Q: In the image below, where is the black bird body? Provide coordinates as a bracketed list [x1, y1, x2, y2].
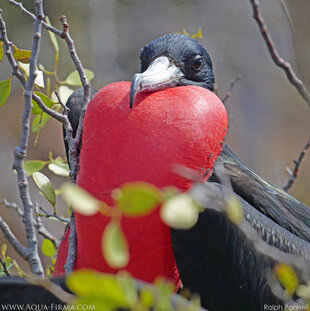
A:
[64, 34, 310, 311]
[172, 156, 310, 311]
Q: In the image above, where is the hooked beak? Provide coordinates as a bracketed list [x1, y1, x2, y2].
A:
[130, 56, 184, 108]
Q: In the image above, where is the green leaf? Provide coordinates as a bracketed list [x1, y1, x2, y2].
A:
[45, 17, 59, 53]
[1, 244, 7, 259]
[226, 196, 243, 224]
[275, 264, 299, 297]
[32, 92, 56, 114]
[102, 221, 129, 269]
[48, 162, 70, 177]
[31, 112, 51, 132]
[180, 27, 203, 39]
[140, 286, 155, 309]
[153, 278, 174, 311]
[0, 79, 11, 108]
[64, 69, 94, 86]
[296, 284, 310, 300]
[18, 63, 44, 88]
[12, 44, 31, 63]
[35, 70, 45, 88]
[24, 160, 47, 176]
[161, 194, 199, 229]
[41, 239, 56, 257]
[0, 42, 3, 62]
[61, 183, 99, 215]
[113, 182, 161, 217]
[32, 172, 56, 208]
[52, 85, 74, 104]
[66, 270, 130, 309]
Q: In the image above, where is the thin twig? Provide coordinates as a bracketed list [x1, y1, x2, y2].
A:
[39, 207, 69, 224]
[64, 213, 77, 274]
[0, 216, 29, 261]
[249, 0, 310, 106]
[9, 0, 62, 37]
[278, 0, 295, 33]
[283, 136, 310, 192]
[221, 75, 241, 104]
[34, 204, 60, 248]
[0, 257, 11, 277]
[0, 199, 60, 248]
[54, 90, 68, 112]
[0, 198, 23, 217]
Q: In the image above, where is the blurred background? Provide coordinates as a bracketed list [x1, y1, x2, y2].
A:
[0, 0, 309, 273]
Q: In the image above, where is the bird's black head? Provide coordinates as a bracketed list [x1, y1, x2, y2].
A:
[130, 33, 215, 108]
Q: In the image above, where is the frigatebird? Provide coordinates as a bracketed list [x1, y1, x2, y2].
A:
[59, 33, 310, 311]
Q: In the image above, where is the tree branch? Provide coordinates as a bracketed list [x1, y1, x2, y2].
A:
[8, 1, 91, 183]
[283, 136, 310, 192]
[249, 0, 310, 106]
[221, 75, 241, 104]
[0, 199, 60, 249]
[64, 213, 77, 274]
[0, 198, 23, 218]
[59, 15, 90, 183]
[0, 216, 29, 261]
[39, 206, 69, 224]
[7, 1, 93, 273]
[10, 0, 45, 277]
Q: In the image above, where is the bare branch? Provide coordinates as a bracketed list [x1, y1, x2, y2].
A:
[39, 206, 69, 224]
[0, 198, 23, 217]
[0, 10, 68, 124]
[278, 0, 295, 33]
[54, 90, 68, 113]
[9, 0, 62, 37]
[221, 75, 241, 104]
[283, 136, 310, 192]
[64, 213, 77, 274]
[10, 0, 45, 277]
[249, 0, 310, 106]
[8, 2, 90, 184]
[7, 0, 92, 274]
[0, 216, 29, 261]
[0, 199, 60, 248]
[59, 15, 90, 183]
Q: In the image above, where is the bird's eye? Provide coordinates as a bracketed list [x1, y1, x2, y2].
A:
[192, 55, 204, 71]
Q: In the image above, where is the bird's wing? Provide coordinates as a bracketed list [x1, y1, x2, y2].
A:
[210, 144, 310, 242]
[172, 182, 310, 311]
[63, 87, 97, 164]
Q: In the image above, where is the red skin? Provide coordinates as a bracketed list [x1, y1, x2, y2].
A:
[54, 82, 228, 287]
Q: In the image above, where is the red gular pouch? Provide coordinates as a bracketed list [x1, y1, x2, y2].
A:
[54, 81, 228, 290]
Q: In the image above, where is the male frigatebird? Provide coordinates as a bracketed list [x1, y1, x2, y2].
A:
[55, 34, 310, 311]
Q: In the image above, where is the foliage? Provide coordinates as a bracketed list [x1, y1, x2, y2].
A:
[0, 244, 27, 277]
[0, 23, 94, 144]
[66, 269, 201, 311]
[61, 181, 200, 269]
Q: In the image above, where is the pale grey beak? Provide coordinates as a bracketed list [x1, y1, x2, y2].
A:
[130, 56, 184, 108]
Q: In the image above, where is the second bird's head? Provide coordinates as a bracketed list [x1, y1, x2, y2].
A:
[130, 33, 215, 108]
